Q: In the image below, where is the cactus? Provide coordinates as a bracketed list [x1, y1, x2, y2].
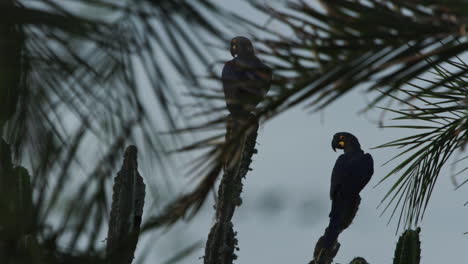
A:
[204, 114, 259, 264]
[350, 257, 369, 264]
[0, 139, 44, 263]
[393, 227, 421, 264]
[106, 145, 146, 264]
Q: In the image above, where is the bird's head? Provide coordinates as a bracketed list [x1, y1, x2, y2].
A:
[331, 132, 361, 152]
[230, 36, 254, 57]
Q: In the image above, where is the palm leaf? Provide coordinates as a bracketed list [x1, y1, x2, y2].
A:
[374, 61, 467, 229]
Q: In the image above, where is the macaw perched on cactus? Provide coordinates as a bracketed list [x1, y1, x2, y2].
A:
[222, 36, 272, 118]
[312, 132, 374, 264]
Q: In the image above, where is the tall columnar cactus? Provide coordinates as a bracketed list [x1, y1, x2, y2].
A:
[0, 139, 41, 263]
[204, 114, 259, 264]
[393, 227, 421, 264]
[0, 0, 24, 130]
[106, 145, 146, 264]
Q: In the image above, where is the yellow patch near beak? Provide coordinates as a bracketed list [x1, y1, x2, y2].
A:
[338, 141, 345, 147]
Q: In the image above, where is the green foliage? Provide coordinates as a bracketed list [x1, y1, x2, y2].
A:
[393, 228, 422, 264]
[375, 60, 467, 228]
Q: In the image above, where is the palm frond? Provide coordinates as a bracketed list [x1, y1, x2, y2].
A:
[249, 0, 467, 114]
[374, 60, 467, 230]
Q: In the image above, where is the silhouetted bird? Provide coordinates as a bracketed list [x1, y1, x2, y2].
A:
[312, 132, 374, 264]
[222, 36, 271, 117]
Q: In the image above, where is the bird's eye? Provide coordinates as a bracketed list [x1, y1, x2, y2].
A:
[339, 136, 345, 140]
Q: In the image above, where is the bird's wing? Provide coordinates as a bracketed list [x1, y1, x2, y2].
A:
[222, 60, 260, 96]
[346, 152, 374, 195]
[258, 63, 272, 97]
[222, 61, 242, 104]
[330, 154, 348, 200]
[357, 153, 374, 192]
[236, 58, 272, 97]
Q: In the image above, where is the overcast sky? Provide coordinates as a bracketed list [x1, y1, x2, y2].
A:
[132, 1, 467, 263]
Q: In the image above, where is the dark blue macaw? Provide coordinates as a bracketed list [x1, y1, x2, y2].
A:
[312, 132, 374, 264]
[222, 36, 271, 117]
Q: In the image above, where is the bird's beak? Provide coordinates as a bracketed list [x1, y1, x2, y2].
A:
[331, 138, 345, 152]
[230, 44, 237, 57]
[230, 42, 239, 57]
